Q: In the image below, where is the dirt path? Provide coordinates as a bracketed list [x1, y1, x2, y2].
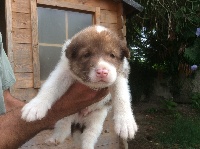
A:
[20, 100, 194, 149]
[128, 101, 164, 149]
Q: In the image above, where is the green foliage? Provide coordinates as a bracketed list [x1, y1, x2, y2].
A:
[127, 0, 200, 65]
[129, 60, 156, 101]
[191, 92, 200, 110]
[184, 38, 200, 64]
[161, 97, 177, 111]
[127, 0, 200, 98]
[157, 117, 200, 148]
[146, 107, 159, 114]
[161, 97, 181, 118]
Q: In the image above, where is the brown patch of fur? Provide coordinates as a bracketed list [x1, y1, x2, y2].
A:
[65, 26, 130, 82]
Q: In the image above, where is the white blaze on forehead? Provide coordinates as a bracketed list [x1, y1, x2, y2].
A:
[96, 26, 107, 33]
[97, 58, 113, 69]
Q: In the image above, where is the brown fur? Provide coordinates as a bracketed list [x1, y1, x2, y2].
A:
[65, 26, 130, 82]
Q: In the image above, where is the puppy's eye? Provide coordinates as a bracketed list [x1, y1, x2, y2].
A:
[84, 52, 91, 58]
[110, 53, 115, 58]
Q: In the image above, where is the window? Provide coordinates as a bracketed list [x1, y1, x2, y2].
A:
[38, 7, 93, 81]
[31, 0, 100, 87]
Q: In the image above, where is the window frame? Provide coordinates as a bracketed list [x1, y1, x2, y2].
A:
[30, 0, 100, 88]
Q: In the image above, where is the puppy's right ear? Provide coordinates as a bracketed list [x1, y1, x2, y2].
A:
[66, 42, 79, 60]
[63, 40, 71, 57]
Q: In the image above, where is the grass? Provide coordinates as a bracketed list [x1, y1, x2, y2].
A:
[156, 116, 200, 148]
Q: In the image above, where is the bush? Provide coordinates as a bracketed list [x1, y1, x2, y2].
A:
[157, 117, 200, 148]
[129, 60, 156, 102]
[191, 92, 200, 110]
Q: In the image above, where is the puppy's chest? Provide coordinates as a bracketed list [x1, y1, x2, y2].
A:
[74, 94, 111, 122]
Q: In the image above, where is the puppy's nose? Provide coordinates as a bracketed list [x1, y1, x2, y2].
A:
[96, 68, 108, 78]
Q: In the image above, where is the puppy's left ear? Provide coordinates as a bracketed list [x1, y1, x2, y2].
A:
[120, 40, 130, 59]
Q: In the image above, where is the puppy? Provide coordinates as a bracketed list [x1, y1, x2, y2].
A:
[21, 25, 138, 149]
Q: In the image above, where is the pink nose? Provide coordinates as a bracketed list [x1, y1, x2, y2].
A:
[96, 68, 108, 78]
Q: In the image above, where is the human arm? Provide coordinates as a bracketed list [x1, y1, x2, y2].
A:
[0, 82, 108, 149]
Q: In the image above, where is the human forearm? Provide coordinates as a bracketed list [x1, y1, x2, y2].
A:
[0, 83, 108, 148]
[0, 106, 47, 149]
[47, 82, 109, 125]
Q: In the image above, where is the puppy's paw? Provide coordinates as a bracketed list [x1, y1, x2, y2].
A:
[21, 99, 50, 122]
[114, 114, 138, 140]
[45, 137, 61, 146]
[45, 134, 65, 146]
[79, 107, 90, 117]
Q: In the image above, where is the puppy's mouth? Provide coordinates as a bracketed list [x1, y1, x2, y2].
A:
[95, 78, 110, 83]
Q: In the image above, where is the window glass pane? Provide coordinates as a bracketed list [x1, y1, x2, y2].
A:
[38, 7, 93, 81]
[68, 11, 93, 38]
[38, 7, 66, 44]
[39, 46, 62, 81]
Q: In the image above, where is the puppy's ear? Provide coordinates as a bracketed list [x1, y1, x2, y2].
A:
[120, 40, 130, 59]
[65, 40, 77, 59]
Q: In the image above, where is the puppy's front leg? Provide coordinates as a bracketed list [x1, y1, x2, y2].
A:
[81, 106, 109, 149]
[111, 76, 138, 140]
[22, 59, 74, 122]
[45, 115, 75, 145]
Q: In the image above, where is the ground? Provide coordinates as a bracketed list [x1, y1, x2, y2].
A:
[129, 99, 200, 149]
[20, 99, 200, 149]
[129, 100, 165, 149]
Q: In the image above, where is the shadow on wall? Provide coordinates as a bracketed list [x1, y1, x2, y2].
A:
[0, 0, 6, 52]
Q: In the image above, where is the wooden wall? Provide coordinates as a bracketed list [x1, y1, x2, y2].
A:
[8, 0, 126, 101]
[7, 0, 128, 148]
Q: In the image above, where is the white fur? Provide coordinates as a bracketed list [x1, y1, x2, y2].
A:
[21, 28, 138, 148]
[111, 76, 138, 139]
[95, 25, 107, 33]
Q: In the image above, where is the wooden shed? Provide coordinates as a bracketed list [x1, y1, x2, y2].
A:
[1, 0, 143, 148]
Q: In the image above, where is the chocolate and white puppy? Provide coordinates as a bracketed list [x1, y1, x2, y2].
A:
[21, 25, 138, 149]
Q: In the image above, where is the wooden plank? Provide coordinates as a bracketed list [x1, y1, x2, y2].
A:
[39, 43, 62, 47]
[46, 0, 118, 11]
[95, 7, 100, 25]
[12, 0, 30, 13]
[37, 0, 96, 12]
[122, 25, 126, 37]
[12, 12, 31, 29]
[86, 0, 118, 11]
[5, 0, 14, 68]
[13, 43, 33, 72]
[117, 15, 124, 29]
[100, 10, 117, 24]
[117, 2, 126, 40]
[5, 0, 16, 94]
[100, 23, 118, 32]
[117, 2, 124, 30]
[31, 0, 41, 88]
[12, 88, 38, 102]
[12, 28, 31, 43]
[14, 73, 34, 88]
[65, 12, 69, 40]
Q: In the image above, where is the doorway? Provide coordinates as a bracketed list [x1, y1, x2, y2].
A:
[0, 0, 6, 53]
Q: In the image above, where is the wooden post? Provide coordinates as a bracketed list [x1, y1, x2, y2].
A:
[95, 7, 100, 25]
[30, 0, 41, 88]
[5, 0, 15, 94]
[5, 0, 14, 69]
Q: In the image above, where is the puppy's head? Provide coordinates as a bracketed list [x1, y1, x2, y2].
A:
[65, 25, 130, 88]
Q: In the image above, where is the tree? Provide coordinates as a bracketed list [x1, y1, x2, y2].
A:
[127, 0, 200, 99]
